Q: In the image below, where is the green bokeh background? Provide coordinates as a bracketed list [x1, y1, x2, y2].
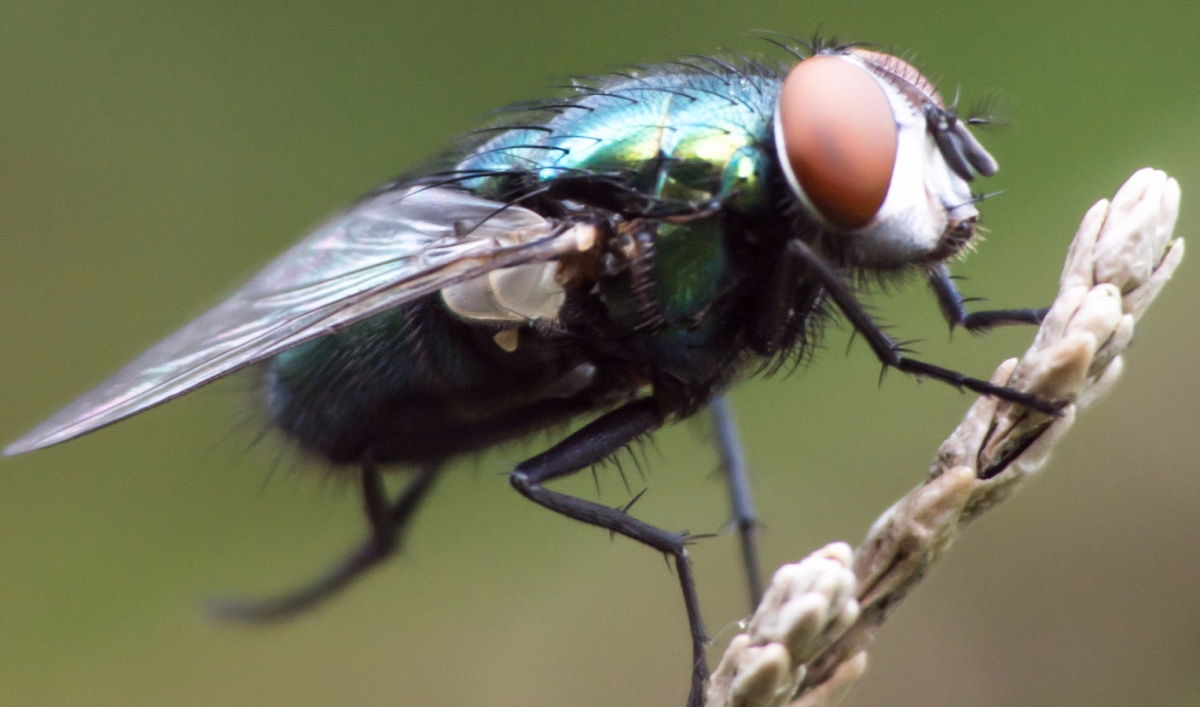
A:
[2, 2, 1198, 706]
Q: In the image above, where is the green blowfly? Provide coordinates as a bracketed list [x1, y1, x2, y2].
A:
[7, 36, 1056, 706]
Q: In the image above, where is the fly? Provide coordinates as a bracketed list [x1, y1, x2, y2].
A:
[7, 35, 1056, 707]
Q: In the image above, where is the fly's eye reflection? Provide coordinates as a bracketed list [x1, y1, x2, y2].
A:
[777, 55, 897, 229]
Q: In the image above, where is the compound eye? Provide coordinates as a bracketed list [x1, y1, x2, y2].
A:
[777, 55, 898, 229]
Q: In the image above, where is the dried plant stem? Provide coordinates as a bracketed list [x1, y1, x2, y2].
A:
[705, 168, 1184, 707]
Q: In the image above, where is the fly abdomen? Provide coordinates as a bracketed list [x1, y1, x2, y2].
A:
[264, 296, 603, 466]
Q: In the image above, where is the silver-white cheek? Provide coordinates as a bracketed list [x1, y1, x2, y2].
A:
[846, 73, 941, 261]
[922, 134, 977, 224]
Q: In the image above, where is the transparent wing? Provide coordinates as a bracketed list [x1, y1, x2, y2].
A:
[7, 186, 582, 455]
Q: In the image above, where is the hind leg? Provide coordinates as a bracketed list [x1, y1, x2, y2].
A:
[213, 463, 439, 622]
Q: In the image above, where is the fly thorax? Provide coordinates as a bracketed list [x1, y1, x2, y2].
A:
[773, 48, 996, 269]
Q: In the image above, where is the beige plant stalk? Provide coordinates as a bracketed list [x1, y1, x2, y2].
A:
[705, 168, 1184, 707]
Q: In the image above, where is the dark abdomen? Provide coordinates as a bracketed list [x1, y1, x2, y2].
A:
[264, 296, 605, 466]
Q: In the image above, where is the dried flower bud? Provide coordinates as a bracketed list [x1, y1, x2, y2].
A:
[707, 168, 1183, 707]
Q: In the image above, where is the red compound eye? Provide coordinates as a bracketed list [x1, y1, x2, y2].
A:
[778, 55, 897, 229]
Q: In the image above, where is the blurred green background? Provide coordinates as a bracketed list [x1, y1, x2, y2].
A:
[1, 2, 1198, 706]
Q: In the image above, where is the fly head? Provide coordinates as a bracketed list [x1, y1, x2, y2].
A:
[773, 46, 998, 270]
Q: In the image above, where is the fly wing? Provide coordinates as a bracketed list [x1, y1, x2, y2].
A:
[7, 186, 584, 455]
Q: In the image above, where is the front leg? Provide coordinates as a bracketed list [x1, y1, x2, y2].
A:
[787, 240, 1059, 414]
[928, 264, 1049, 332]
[508, 398, 709, 707]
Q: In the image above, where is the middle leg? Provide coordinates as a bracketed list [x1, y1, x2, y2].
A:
[508, 398, 709, 707]
[710, 394, 763, 610]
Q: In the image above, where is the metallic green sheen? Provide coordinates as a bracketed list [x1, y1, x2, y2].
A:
[458, 69, 781, 362]
[461, 70, 780, 210]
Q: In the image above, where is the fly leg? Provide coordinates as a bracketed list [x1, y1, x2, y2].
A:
[929, 264, 1050, 331]
[787, 240, 1060, 414]
[212, 463, 439, 622]
[507, 398, 709, 707]
[710, 394, 763, 609]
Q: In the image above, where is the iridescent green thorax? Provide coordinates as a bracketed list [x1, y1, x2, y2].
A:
[459, 69, 781, 213]
[454, 67, 785, 367]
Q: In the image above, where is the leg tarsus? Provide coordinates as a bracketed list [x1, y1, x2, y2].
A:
[929, 263, 1049, 331]
[895, 357, 1059, 412]
[209, 537, 393, 622]
[676, 553, 709, 707]
[960, 306, 1050, 331]
[212, 464, 438, 623]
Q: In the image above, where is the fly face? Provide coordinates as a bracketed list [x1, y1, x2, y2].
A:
[774, 47, 997, 268]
